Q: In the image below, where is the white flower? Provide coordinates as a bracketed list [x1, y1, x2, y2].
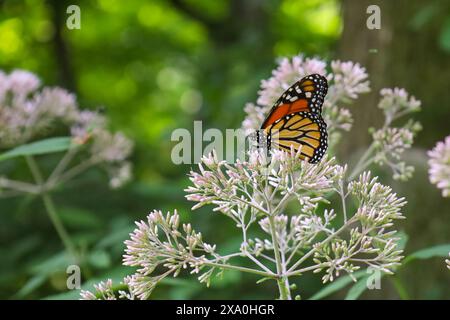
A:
[330, 60, 370, 101]
[109, 162, 132, 189]
[0, 70, 76, 146]
[80, 279, 116, 300]
[7, 69, 41, 100]
[0, 71, 10, 103]
[379, 88, 421, 122]
[373, 127, 414, 160]
[35, 88, 78, 119]
[428, 136, 450, 197]
[0, 68, 134, 190]
[446, 253, 450, 270]
[257, 56, 327, 108]
[90, 131, 134, 163]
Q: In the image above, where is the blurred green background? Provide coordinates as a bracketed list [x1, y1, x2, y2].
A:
[0, 0, 449, 299]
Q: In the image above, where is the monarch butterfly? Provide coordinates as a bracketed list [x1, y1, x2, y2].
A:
[258, 74, 328, 164]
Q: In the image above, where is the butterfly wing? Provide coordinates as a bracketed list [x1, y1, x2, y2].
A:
[264, 111, 328, 164]
[261, 74, 328, 129]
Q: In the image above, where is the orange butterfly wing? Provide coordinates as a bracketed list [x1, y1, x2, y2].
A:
[261, 74, 328, 129]
[264, 112, 328, 164]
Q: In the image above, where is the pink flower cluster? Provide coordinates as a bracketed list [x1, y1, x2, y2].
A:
[243, 55, 370, 145]
[0, 69, 133, 188]
[428, 135, 450, 197]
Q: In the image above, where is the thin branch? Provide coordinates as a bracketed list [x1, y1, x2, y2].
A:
[0, 190, 23, 198]
[245, 252, 275, 275]
[208, 252, 242, 263]
[202, 261, 274, 278]
[25, 155, 79, 262]
[287, 263, 326, 276]
[338, 180, 348, 223]
[259, 253, 276, 263]
[0, 178, 40, 194]
[240, 214, 274, 275]
[47, 147, 79, 186]
[287, 218, 355, 273]
[348, 143, 376, 180]
[268, 215, 292, 300]
[234, 196, 269, 215]
[56, 157, 99, 185]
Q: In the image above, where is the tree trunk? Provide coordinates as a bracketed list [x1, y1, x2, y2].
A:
[337, 0, 393, 158]
[337, 0, 450, 299]
[48, 0, 76, 92]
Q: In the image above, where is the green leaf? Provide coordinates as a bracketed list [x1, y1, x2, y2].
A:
[404, 243, 450, 264]
[30, 251, 73, 276]
[345, 274, 371, 300]
[94, 220, 134, 250]
[160, 277, 198, 286]
[439, 17, 450, 53]
[59, 207, 103, 229]
[344, 242, 450, 300]
[0, 137, 73, 162]
[13, 274, 47, 298]
[211, 269, 241, 288]
[309, 270, 367, 300]
[397, 230, 409, 250]
[16, 251, 74, 298]
[409, 3, 437, 30]
[87, 250, 111, 269]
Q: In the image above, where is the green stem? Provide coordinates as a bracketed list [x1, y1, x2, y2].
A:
[25, 156, 78, 262]
[288, 219, 353, 273]
[42, 192, 78, 261]
[47, 147, 78, 186]
[203, 261, 274, 278]
[268, 216, 291, 300]
[348, 143, 376, 181]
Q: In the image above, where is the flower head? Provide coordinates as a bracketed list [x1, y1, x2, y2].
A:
[379, 88, 421, 122]
[80, 279, 116, 300]
[0, 71, 78, 147]
[0, 69, 134, 188]
[7, 70, 41, 100]
[257, 56, 327, 108]
[185, 149, 340, 216]
[330, 60, 370, 101]
[428, 136, 450, 197]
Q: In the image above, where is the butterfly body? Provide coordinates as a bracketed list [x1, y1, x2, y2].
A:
[259, 74, 328, 163]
